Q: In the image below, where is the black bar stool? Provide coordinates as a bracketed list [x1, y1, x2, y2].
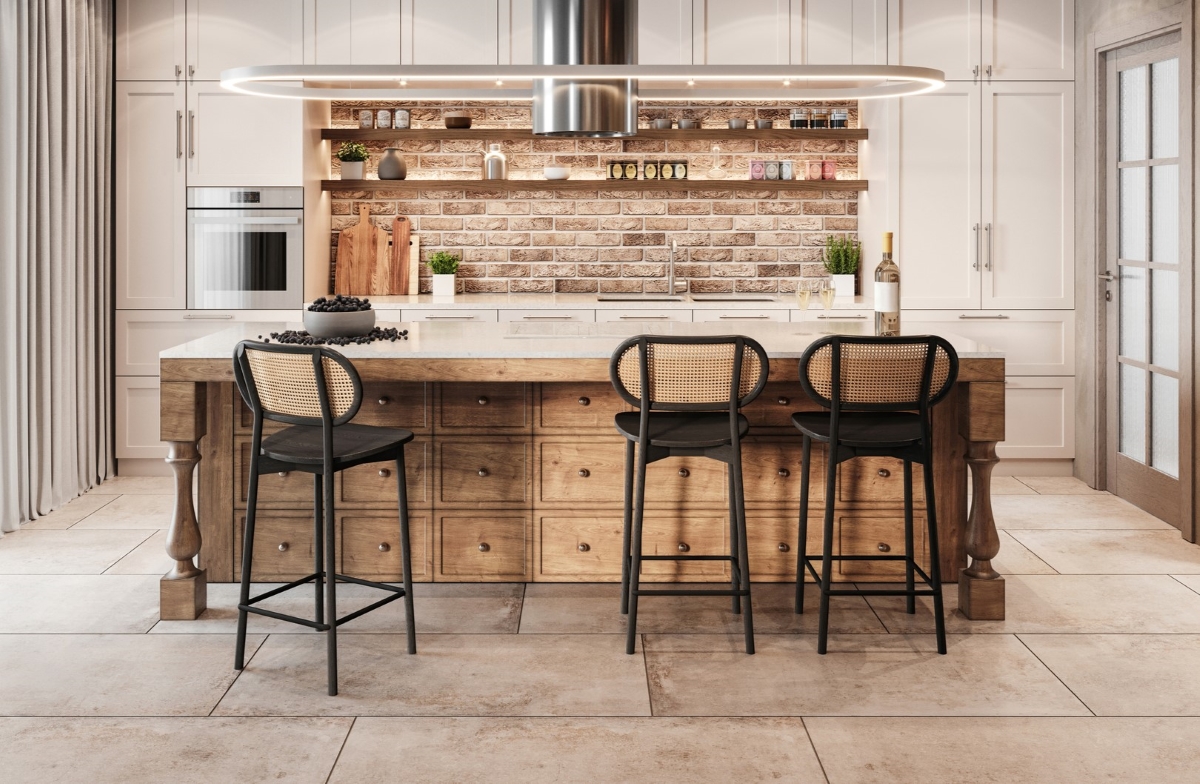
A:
[232, 340, 417, 695]
[610, 335, 770, 655]
[792, 335, 959, 655]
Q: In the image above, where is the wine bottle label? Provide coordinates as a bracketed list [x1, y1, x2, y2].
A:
[874, 281, 899, 312]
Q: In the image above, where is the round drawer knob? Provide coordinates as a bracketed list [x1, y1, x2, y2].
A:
[877, 542, 891, 553]
[377, 396, 391, 406]
[877, 468, 891, 478]
[777, 396, 790, 406]
[778, 542, 790, 553]
[678, 468, 690, 478]
[578, 396, 590, 406]
[278, 471, 289, 478]
[477, 468, 489, 477]
[577, 543, 591, 552]
[378, 468, 391, 479]
[477, 395, 489, 405]
[277, 542, 289, 552]
[677, 542, 690, 553]
[378, 542, 391, 553]
[577, 468, 590, 478]
[478, 542, 490, 552]
[777, 468, 790, 478]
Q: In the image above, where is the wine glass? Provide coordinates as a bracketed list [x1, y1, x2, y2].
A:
[795, 286, 811, 316]
[819, 278, 835, 311]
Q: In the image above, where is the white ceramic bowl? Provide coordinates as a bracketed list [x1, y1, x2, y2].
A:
[543, 166, 571, 180]
[302, 309, 375, 338]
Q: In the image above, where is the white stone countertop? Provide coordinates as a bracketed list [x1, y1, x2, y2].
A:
[362, 293, 874, 310]
[161, 319, 1002, 362]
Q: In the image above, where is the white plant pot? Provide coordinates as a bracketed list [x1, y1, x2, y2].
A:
[831, 274, 856, 299]
[340, 160, 365, 179]
[431, 274, 457, 296]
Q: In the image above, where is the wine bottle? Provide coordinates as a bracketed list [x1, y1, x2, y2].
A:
[874, 232, 901, 336]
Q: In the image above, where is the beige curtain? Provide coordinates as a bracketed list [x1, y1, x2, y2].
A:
[0, 0, 114, 533]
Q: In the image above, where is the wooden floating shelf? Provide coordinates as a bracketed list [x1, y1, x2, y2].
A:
[322, 178, 867, 193]
[322, 127, 868, 142]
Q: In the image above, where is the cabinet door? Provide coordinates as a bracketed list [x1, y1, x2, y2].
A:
[888, 0, 982, 81]
[186, 83, 304, 187]
[313, 0, 404, 65]
[508, 0, 534, 64]
[407, 0, 498, 65]
[116, 83, 187, 309]
[116, 0, 186, 80]
[982, 82, 1073, 309]
[693, 0, 792, 65]
[905, 310, 1074, 376]
[115, 310, 297, 375]
[982, 0, 1073, 80]
[892, 83, 982, 309]
[639, 0, 692, 65]
[802, 0, 886, 66]
[186, 0, 305, 80]
[997, 377, 1075, 459]
[115, 377, 164, 459]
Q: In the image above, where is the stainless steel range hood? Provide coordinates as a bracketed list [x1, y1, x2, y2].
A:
[532, 0, 638, 138]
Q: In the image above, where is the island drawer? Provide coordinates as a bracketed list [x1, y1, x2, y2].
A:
[436, 513, 529, 580]
[400, 309, 498, 322]
[536, 438, 724, 506]
[340, 513, 432, 582]
[740, 439, 824, 506]
[837, 514, 928, 580]
[340, 439, 431, 507]
[838, 458, 926, 504]
[499, 309, 596, 323]
[742, 383, 821, 429]
[235, 512, 316, 581]
[352, 382, 431, 431]
[536, 514, 728, 581]
[438, 438, 530, 506]
[438, 383, 529, 430]
[235, 441, 321, 508]
[536, 382, 630, 430]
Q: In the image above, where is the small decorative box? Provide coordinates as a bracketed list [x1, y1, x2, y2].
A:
[821, 160, 838, 180]
[749, 160, 765, 180]
[806, 161, 823, 180]
[393, 108, 410, 129]
[780, 160, 793, 180]
[358, 110, 374, 129]
[765, 161, 780, 180]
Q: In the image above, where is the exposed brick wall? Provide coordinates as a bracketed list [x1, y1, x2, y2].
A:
[329, 101, 859, 294]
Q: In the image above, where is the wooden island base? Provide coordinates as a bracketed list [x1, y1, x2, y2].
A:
[159, 349, 1007, 622]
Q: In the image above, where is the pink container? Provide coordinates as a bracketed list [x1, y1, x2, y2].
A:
[806, 161, 823, 180]
[821, 160, 838, 180]
[749, 160, 765, 180]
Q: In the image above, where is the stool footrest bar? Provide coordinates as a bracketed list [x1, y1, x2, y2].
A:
[633, 588, 751, 597]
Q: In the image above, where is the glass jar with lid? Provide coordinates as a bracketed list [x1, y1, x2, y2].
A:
[830, 108, 848, 129]
[789, 108, 809, 129]
[810, 108, 830, 129]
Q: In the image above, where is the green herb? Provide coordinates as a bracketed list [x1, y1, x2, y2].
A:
[426, 250, 461, 275]
[822, 235, 861, 275]
[336, 141, 370, 162]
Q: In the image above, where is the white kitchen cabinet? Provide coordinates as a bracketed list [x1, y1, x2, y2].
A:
[186, 0, 306, 80]
[116, 377, 165, 459]
[639, 0, 692, 65]
[982, 82, 1073, 309]
[596, 309, 692, 323]
[997, 377, 1074, 459]
[407, 0, 499, 65]
[692, 0, 793, 65]
[508, 0, 535, 64]
[313, 0, 404, 65]
[693, 310, 790, 323]
[888, 0, 981, 81]
[116, 0, 186, 80]
[801, 0, 886, 66]
[499, 309, 596, 323]
[185, 83, 304, 187]
[400, 309, 499, 322]
[905, 311, 1074, 376]
[115, 310, 298, 376]
[116, 82, 188, 310]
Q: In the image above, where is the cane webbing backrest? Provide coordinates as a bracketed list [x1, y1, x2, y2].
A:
[801, 337, 956, 410]
[237, 343, 360, 425]
[612, 337, 768, 408]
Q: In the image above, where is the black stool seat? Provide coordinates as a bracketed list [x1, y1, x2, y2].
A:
[615, 411, 750, 448]
[262, 423, 415, 468]
[791, 411, 923, 448]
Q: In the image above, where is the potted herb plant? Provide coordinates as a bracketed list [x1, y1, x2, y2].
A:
[337, 141, 369, 180]
[822, 235, 861, 300]
[427, 250, 461, 296]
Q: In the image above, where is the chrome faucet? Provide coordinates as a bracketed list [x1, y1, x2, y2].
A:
[667, 240, 684, 295]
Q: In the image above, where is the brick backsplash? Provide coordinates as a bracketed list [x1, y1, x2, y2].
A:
[329, 101, 859, 294]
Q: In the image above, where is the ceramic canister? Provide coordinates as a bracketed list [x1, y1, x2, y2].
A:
[764, 161, 780, 180]
[358, 109, 374, 129]
[780, 160, 793, 180]
[643, 160, 660, 180]
[393, 108, 410, 129]
[749, 160, 765, 180]
[822, 160, 838, 180]
[806, 160, 824, 180]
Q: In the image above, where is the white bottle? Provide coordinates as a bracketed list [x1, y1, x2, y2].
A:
[484, 143, 507, 180]
[874, 232, 901, 337]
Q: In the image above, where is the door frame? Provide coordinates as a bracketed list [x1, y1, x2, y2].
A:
[1083, 2, 1195, 539]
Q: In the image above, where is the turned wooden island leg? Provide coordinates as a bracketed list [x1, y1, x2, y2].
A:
[160, 382, 208, 620]
[957, 381, 1006, 620]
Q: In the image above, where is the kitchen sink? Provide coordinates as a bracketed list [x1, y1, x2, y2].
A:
[689, 294, 778, 302]
[596, 295, 686, 302]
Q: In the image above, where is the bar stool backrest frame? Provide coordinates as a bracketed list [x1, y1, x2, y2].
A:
[233, 340, 364, 429]
[609, 335, 770, 415]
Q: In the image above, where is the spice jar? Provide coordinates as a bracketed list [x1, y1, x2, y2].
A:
[749, 160, 765, 180]
[806, 160, 823, 180]
[393, 108, 410, 129]
[358, 109, 374, 129]
[830, 108, 848, 129]
[789, 108, 809, 129]
[810, 108, 830, 129]
[765, 161, 780, 180]
[821, 160, 838, 180]
[375, 108, 392, 129]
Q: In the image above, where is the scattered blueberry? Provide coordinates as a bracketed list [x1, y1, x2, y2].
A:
[265, 326, 409, 346]
[307, 294, 373, 313]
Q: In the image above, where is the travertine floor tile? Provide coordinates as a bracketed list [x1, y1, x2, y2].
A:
[19, 495, 116, 529]
[0, 717, 351, 784]
[989, 476, 1039, 495]
[0, 634, 264, 716]
[993, 494, 1174, 530]
[0, 529, 155, 574]
[642, 634, 1088, 716]
[70, 494, 173, 529]
[104, 531, 171, 575]
[1015, 476, 1107, 495]
[151, 582, 522, 634]
[1019, 634, 1200, 716]
[519, 582, 886, 634]
[806, 717, 1200, 783]
[1171, 574, 1200, 595]
[1009, 529, 1200, 573]
[0, 575, 160, 633]
[215, 633, 651, 717]
[89, 476, 174, 495]
[866, 575, 1200, 634]
[993, 531, 1057, 575]
[328, 717, 827, 784]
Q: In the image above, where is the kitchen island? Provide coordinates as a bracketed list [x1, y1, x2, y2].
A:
[157, 319, 1007, 623]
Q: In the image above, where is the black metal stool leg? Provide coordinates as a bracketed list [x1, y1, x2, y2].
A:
[625, 443, 648, 656]
[620, 439, 634, 616]
[795, 436, 811, 614]
[235, 462, 261, 671]
[903, 460, 916, 615]
[732, 455, 754, 654]
[817, 452, 838, 655]
[396, 454, 417, 655]
[923, 451, 948, 655]
[323, 469, 339, 695]
[313, 474, 325, 628]
[727, 465, 741, 615]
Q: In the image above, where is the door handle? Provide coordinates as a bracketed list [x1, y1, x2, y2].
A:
[984, 223, 993, 271]
[972, 223, 980, 270]
[187, 110, 195, 158]
[176, 111, 183, 158]
[1098, 271, 1116, 282]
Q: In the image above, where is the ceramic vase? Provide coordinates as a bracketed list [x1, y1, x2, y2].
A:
[378, 148, 407, 180]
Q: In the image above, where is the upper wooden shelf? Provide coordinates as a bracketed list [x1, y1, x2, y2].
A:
[322, 178, 868, 193]
[322, 127, 868, 142]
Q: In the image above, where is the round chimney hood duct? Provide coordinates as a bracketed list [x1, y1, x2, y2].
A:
[533, 0, 638, 138]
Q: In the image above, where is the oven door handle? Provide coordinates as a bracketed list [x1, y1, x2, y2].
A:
[189, 217, 301, 225]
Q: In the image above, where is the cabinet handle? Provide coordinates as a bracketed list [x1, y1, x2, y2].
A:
[618, 315, 669, 320]
[175, 65, 182, 79]
[377, 396, 391, 406]
[877, 542, 891, 553]
[984, 223, 993, 271]
[817, 314, 866, 320]
[424, 315, 476, 320]
[777, 542, 790, 553]
[477, 395, 489, 405]
[577, 542, 591, 552]
[378, 468, 391, 478]
[877, 468, 890, 478]
[958, 314, 1010, 320]
[176, 110, 183, 158]
[521, 315, 571, 320]
[973, 65, 980, 80]
[986, 64, 993, 78]
[718, 315, 770, 320]
[777, 468, 790, 478]
[477, 468, 489, 477]
[678, 468, 689, 478]
[577, 468, 590, 477]
[577, 396, 590, 406]
[776, 396, 789, 405]
[277, 471, 289, 478]
[278, 542, 289, 552]
[677, 542, 690, 552]
[187, 110, 195, 158]
[478, 542, 490, 552]
[972, 223, 980, 270]
[188, 64, 195, 78]
[378, 542, 390, 553]
[182, 314, 233, 320]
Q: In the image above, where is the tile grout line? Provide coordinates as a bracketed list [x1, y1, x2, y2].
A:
[208, 634, 268, 717]
[1168, 574, 1200, 596]
[62, 493, 120, 529]
[98, 529, 161, 575]
[1014, 633, 1096, 718]
[999, 532, 1061, 575]
[323, 716, 356, 784]
[641, 634, 656, 718]
[798, 717, 832, 784]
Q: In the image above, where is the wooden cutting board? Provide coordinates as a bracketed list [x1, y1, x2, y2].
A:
[390, 216, 411, 294]
[334, 206, 392, 295]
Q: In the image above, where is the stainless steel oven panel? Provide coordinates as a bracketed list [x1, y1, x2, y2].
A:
[187, 207, 304, 309]
[187, 186, 303, 209]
